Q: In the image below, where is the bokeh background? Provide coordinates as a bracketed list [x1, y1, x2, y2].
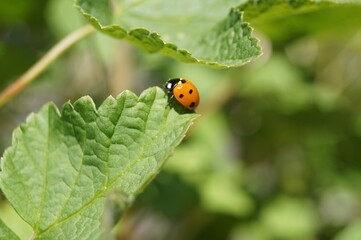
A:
[1, 0, 361, 239]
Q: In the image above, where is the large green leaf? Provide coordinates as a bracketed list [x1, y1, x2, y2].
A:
[0, 87, 198, 239]
[75, 0, 261, 68]
[240, 0, 361, 44]
[0, 218, 20, 240]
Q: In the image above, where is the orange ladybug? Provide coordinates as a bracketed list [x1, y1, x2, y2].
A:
[165, 78, 200, 110]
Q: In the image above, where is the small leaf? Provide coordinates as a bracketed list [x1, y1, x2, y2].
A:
[334, 220, 361, 240]
[0, 218, 20, 240]
[0, 87, 198, 239]
[240, 0, 361, 44]
[74, 0, 262, 68]
[260, 196, 319, 239]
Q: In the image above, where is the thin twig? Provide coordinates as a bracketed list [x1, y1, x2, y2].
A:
[0, 24, 96, 108]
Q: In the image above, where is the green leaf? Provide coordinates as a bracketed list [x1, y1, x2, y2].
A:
[74, 0, 262, 68]
[199, 173, 254, 217]
[334, 220, 361, 240]
[260, 196, 319, 240]
[0, 201, 33, 239]
[240, 0, 361, 44]
[0, 218, 20, 240]
[0, 87, 198, 240]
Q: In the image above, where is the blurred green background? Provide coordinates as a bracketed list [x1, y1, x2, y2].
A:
[1, 0, 361, 239]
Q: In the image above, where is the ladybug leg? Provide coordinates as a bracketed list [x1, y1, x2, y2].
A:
[166, 94, 174, 108]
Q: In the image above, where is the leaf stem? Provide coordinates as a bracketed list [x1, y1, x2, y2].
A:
[28, 233, 36, 240]
[0, 24, 96, 108]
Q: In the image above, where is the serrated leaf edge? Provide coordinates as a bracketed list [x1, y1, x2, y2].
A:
[74, 1, 261, 68]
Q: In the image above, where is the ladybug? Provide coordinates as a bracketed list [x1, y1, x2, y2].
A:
[165, 78, 200, 110]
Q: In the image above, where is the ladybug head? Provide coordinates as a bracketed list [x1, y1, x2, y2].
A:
[165, 78, 186, 91]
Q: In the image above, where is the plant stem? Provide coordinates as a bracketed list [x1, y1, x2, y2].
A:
[0, 24, 96, 108]
[28, 233, 36, 240]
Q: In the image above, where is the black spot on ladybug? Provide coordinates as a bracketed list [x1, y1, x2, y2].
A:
[181, 79, 186, 83]
[189, 89, 193, 94]
[179, 94, 184, 98]
[189, 102, 195, 108]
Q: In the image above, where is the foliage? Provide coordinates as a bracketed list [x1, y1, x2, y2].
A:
[75, 0, 261, 68]
[0, 218, 20, 240]
[0, 88, 197, 239]
[240, 0, 361, 44]
[1, 0, 361, 239]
